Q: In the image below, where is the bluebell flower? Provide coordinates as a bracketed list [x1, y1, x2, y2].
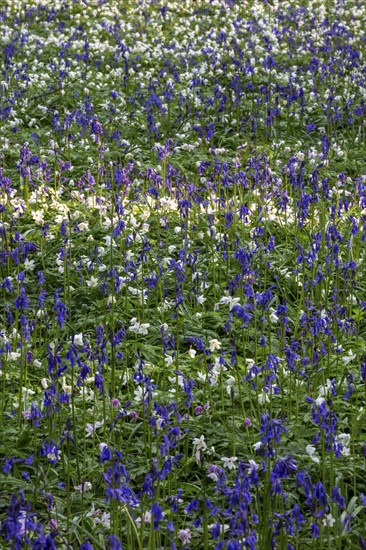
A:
[107, 535, 122, 549]
[32, 532, 57, 549]
[332, 486, 345, 509]
[14, 287, 29, 310]
[151, 501, 164, 530]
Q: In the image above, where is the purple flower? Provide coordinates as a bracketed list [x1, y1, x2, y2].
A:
[151, 501, 164, 530]
[107, 535, 122, 550]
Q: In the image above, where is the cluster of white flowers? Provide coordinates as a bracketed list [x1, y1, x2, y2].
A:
[129, 318, 150, 335]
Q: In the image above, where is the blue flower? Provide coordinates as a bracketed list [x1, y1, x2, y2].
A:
[151, 501, 164, 530]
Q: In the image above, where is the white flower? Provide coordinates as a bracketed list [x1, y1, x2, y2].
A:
[193, 435, 207, 463]
[102, 217, 111, 228]
[315, 396, 326, 406]
[343, 350, 356, 364]
[306, 445, 320, 463]
[165, 355, 173, 366]
[318, 379, 333, 397]
[221, 456, 238, 470]
[94, 511, 110, 528]
[86, 276, 99, 288]
[74, 333, 83, 346]
[247, 460, 259, 473]
[135, 512, 152, 528]
[86, 505, 96, 520]
[168, 374, 184, 388]
[188, 348, 196, 358]
[24, 258, 35, 271]
[32, 209, 44, 225]
[75, 481, 92, 492]
[209, 339, 221, 352]
[338, 433, 351, 456]
[219, 295, 241, 309]
[269, 311, 279, 323]
[322, 513, 336, 527]
[338, 433, 350, 446]
[258, 391, 270, 405]
[253, 441, 263, 452]
[134, 386, 145, 402]
[197, 371, 208, 383]
[78, 222, 89, 231]
[85, 420, 104, 437]
[226, 376, 236, 395]
[62, 381, 72, 394]
[160, 197, 178, 212]
[193, 435, 207, 450]
[178, 529, 191, 544]
[129, 318, 150, 335]
[22, 387, 35, 397]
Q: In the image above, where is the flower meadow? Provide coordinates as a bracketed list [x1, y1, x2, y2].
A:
[2, 0, 366, 548]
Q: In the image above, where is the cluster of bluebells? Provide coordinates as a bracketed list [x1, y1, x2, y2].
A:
[1, 0, 366, 548]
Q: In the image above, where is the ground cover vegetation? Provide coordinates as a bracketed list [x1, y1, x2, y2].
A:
[1, 0, 366, 548]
